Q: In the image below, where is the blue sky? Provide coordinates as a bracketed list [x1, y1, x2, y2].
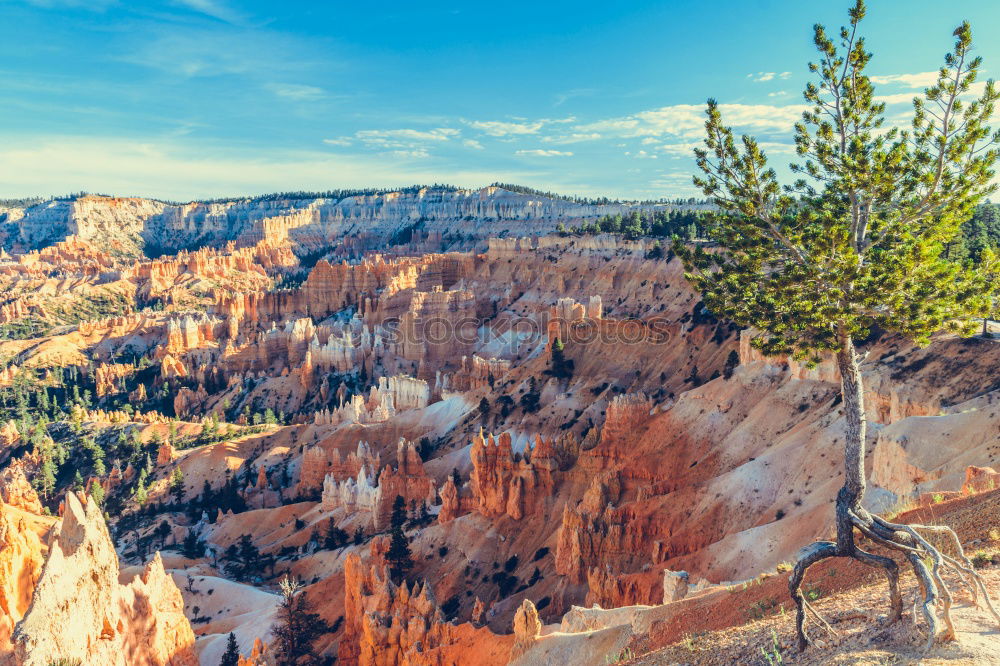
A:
[1, 0, 999, 201]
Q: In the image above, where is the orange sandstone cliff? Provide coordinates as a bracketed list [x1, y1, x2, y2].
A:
[1, 493, 197, 666]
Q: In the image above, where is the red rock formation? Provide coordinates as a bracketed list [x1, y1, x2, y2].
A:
[236, 637, 268, 665]
[3, 492, 197, 665]
[94, 363, 136, 397]
[0, 500, 51, 650]
[156, 439, 177, 466]
[163, 314, 224, 355]
[438, 476, 460, 523]
[321, 439, 436, 530]
[915, 465, 1000, 507]
[470, 597, 485, 625]
[5, 218, 999, 663]
[130, 383, 148, 403]
[0, 366, 18, 388]
[125, 240, 292, 294]
[0, 462, 42, 514]
[963, 465, 1000, 494]
[71, 407, 169, 425]
[435, 354, 511, 396]
[311, 376, 430, 428]
[174, 384, 208, 418]
[555, 473, 628, 584]
[372, 440, 436, 529]
[299, 441, 381, 493]
[340, 552, 513, 666]
[585, 567, 664, 609]
[546, 295, 603, 350]
[469, 431, 557, 520]
[214, 252, 454, 328]
[77, 314, 150, 339]
[0, 421, 19, 452]
[511, 598, 541, 659]
[160, 354, 188, 379]
[396, 286, 478, 368]
[585, 393, 654, 472]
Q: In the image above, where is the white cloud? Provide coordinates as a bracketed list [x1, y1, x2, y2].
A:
[575, 103, 806, 140]
[389, 149, 430, 159]
[748, 71, 791, 83]
[356, 128, 459, 143]
[874, 92, 919, 105]
[351, 128, 459, 154]
[636, 138, 795, 160]
[466, 119, 545, 136]
[873, 78, 985, 106]
[516, 149, 573, 157]
[323, 137, 352, 147]
[759, 141, 796, 154]
[650, 142, 701, 156]
[768, 91, 789, 98]
[462, 139, 484, 150]
[541, 132, 602, 144]
[870, 72, 938, 88]
[267, 83, 325, 102]
[464, 117, 574, 137]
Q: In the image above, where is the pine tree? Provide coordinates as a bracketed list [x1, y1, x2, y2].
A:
[155, 520, 171, 547]
[646, 240, 666, 260]
[200, 480, 213, 509]
[323, 518, 348, 550]
[271, 577, 326, 666]
[676, 1, 999, 651]
[979, 248, 1000, 337]
[722, 350, 740, 380]
[224, 534, 262, 582]
[134, 477, 148, 506]
[386, 495, 413, 583]
[35, 455, 56, 498]
[549, 338, 574, 380]
[519, 377, 541, 413]
[169, 467, 185, 504]
[89, 481, 105, 507]
[219, 631, 240, 666]
[182, 529, 204, 559]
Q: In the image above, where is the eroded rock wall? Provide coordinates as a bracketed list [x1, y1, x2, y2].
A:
[2, 493, 197, 666]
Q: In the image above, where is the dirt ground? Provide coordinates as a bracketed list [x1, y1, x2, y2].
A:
[634, 566, 1000, 665]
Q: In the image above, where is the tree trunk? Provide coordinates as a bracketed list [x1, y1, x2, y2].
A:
[835, 332, 866, 521]
[792, 333, 999, 652]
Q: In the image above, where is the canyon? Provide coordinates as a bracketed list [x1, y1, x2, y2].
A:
[0, 186, 997, 664]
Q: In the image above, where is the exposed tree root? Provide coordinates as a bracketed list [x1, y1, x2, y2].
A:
[789, 503, 1000, 653]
